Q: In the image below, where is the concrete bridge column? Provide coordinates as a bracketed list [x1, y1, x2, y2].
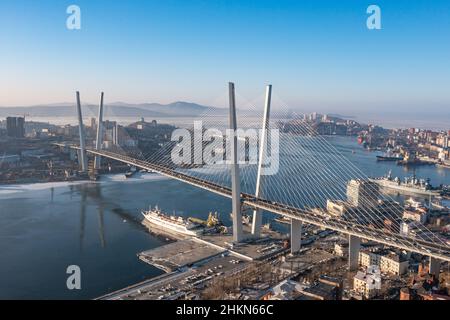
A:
[251, 85, 272, 238]
[94, 92, 104, 170]
[229, 82, 243, 243]
[429, 257, 441, 278]
[291, 219, 302, 254]
[76, 91, 87, 172]
[348, 235, 361, 271]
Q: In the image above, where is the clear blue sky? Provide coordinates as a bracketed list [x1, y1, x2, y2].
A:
[1, 0, 449, 117]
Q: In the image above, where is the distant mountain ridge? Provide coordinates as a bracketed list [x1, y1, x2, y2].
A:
[0, 101, 224, 118]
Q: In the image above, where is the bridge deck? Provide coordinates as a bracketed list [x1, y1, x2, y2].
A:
[56, 144, 450, 262]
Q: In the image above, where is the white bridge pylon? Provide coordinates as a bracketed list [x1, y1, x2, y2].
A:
[228, 82, 244, 243]
[251, 84, 272, 237]
[76, 91, 87, 172]
[75, 92, 105, 172]
[94, 92, 104, 169]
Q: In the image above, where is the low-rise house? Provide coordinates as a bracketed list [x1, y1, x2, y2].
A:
[353, 265, 381, 299]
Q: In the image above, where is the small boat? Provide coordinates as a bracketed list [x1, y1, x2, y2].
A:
[125, 166, 137, 178]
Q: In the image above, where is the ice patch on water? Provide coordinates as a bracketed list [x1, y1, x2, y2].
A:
[100, 172, 169, 183]
[0, 180, 88, 196]
[0, 173, 169, 197]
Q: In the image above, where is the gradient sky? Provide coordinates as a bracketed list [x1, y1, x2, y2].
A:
[1, 0, 450, 118]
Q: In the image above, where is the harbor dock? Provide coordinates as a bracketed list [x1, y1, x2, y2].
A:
[97, 220, 291, 300]
[138, 238, 226, 273]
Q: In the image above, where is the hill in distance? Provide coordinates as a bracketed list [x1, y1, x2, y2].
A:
[0, 101, 225, 118]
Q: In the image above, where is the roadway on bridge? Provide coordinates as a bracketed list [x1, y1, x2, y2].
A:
[56, 144, 450, 262]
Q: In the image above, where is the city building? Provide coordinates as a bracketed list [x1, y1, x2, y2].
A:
[317, 276, 343, 300]
[298, 276, 343, 300]
[103, 121, 120, 146]
[334, 241, 348, 257]
[380, 253, 409, 276]
[402, 209, 429, 224]
[327, 200, 351, 217]
[346, 179, 380, 208]
[400, 220, 419, 237]
[400, 278, 450, 301]
[6, 117, 25, 138]
[359, 250, 383, 268]
[353, 265, 381, 299]
[262, 280, 306, 300]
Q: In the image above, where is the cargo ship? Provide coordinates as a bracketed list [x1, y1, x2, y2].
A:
[369, 171, 441, 197]
[142, 206, 204, 237]
[377, 155, 404, 161]
[376, 150, 404, 162]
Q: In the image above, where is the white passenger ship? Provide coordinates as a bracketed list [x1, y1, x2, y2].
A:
[142, 206, 204, 237]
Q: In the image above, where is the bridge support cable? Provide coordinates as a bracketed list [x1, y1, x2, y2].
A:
[242, 93, 447, 250]
[247, 109, 407, 243]
[251, 85, 272, 237]
[226, 105, 407, 248]
[57, 147, 450, 262]
[229, 82, 244, 242]
[76, 91, 88, 172]
[274, 117, 446, 248]
[59, 83, 450, 262]
[94, 92, 104, 170]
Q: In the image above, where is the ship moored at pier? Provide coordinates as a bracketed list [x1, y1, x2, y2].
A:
[369, 171, 447, 197]
[142, 206, 205, 237]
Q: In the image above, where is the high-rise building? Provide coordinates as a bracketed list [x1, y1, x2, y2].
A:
[346, 179, 380, 208]
[112, 122, 120, 145]
[6, 117, 25, 138]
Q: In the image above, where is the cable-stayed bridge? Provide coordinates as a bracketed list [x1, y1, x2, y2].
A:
[55, 83, 450, 275]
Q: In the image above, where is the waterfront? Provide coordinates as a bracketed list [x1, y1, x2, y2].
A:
[0, 136, 449, 299]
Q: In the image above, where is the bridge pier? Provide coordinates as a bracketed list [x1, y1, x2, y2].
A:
[229, 82, 244, 243]
[94, 92, 104, 170]
[429, 257, 441, 278]
[76, 91, 87, 172]
[348, 235, 361, 271]
[291, 219, 302, 254]
[251, 85, 272, 238]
